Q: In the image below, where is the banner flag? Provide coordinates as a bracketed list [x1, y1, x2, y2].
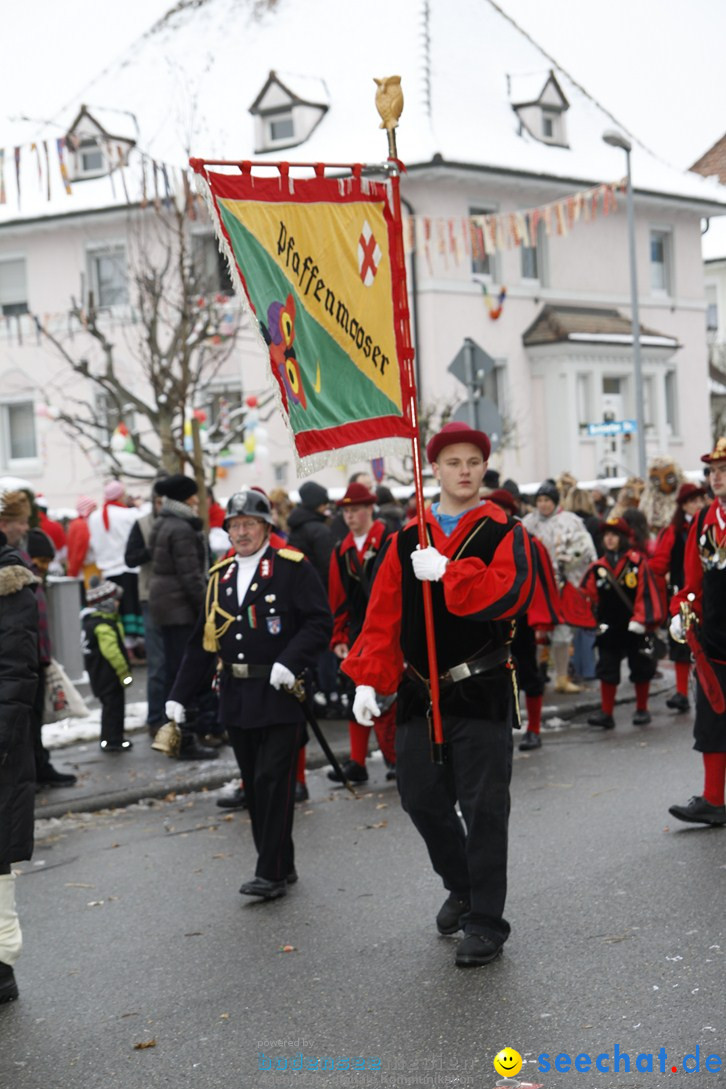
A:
[190, 161, 416, 473]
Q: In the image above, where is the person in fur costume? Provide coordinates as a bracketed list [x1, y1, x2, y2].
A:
[639, 457, 684, 536]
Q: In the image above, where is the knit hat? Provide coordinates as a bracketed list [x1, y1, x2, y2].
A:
[0, 489, 32, 521]
[483, 469, 500, 490]
[103, 481, 125, 502]
[501, 478, 521, 501]
[337, 482, 377, 507]
[27, 528, 55, 559]
[299, 481, 329, 510]
[86, 576, 123, 608]
[376, 485, 396, 506]
[536, 480, 560, 505]
[156, 474, 198, 502]
[76, 495, 97, 518]
[426, 422, 491, 464]
[676, 482, 707, 505]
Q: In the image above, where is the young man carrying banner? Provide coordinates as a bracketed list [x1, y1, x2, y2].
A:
[342, 422, 535, 967]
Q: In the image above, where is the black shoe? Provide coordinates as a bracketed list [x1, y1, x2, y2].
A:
[436, 893, 470, 935]
[176, 734, 220, 761]
[518, 730, 542, 751]
[287, 869, 298, 885]
[666, 692, 690, 712]
[668, 796, 726, 827]
[455, 933, 504, 967]
[0, 962, 18, 1003]
[588, 710, 615, 729]
[216, 786, 247, 810]
[201, 732, 228, 748]
[100, 738, 133, 752]
[295, 781, 309, 804]
[327, 759, 368, 784]
[632, 710, 651, 726]
[385, 768, 397, 780]
[36, 765, 77, 787]
[239, 876, 287, 900]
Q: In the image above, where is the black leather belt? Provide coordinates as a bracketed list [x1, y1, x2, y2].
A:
[405, 645, 511, 688]
[221, 662, 272, 679]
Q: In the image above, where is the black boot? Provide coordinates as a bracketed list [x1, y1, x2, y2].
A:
[176, 732, 220, 760]
[588, 710, 615, 729]
[666, 692, 690, 712]
[0, 962, 18, 1003]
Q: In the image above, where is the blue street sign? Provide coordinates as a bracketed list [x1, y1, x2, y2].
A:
[586, 419, 638, 437]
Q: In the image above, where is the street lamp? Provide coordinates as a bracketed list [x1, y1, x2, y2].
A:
[602, 129, 647, 478]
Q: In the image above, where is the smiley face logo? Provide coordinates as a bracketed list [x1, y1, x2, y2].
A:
[493, 1047, 523, 1078]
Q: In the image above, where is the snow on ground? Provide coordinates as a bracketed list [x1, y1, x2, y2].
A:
[43, 701, 148, 749]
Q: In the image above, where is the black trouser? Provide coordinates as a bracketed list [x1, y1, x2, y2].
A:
[395, 713, 513, 944]
[161, 624, 196, 705]
[99, 685, 125, 745]
[595, 631, 656, 686]
[512, 620, 544, 698]
[228, 721, 303, 881]
[31, 668, 52, 776]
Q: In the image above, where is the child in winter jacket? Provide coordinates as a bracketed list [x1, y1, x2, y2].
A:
[81, 578, 133, 752]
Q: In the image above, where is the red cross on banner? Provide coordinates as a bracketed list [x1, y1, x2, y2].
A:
[358, 219, 382, 286]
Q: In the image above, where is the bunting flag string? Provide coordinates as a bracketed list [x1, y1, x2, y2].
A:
[400, 179, 623, 265]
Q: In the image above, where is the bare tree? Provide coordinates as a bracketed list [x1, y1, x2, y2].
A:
[39, 198, 273, 524]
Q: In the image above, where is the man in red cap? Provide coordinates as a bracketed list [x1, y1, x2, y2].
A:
[580, 517, 664, 729]
[668, 439, 726, 826]
[342, 422, 535, 967]
[327, 481, 395, 784]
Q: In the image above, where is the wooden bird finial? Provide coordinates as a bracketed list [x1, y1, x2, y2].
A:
[374, 75, 404, 157]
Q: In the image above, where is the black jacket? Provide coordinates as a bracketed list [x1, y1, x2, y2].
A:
[286, 506, 334, 588]
[171, 546, 332, 729]
[0, 536, 38, 865]
[148, 507, 206, 627]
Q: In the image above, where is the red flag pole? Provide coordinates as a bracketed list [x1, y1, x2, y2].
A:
[379, 84, 447, 763]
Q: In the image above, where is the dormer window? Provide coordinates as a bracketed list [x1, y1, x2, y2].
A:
[250, 70, 329, 153]
[65, 104, 136, 182]
[510, 69, 569, 148]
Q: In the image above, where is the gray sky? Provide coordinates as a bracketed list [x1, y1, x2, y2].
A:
[2, 0, 724, 169]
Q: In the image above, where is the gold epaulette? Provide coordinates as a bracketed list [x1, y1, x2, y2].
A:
[208, 554, 236, 576]
[277, 548, 304, 563]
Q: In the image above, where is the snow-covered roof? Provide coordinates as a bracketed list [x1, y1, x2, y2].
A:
[2, 0, 725, 226]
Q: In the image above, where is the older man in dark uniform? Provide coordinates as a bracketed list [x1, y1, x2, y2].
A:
[343, 422, 535, 967]
[669, 438, 726, 826]
[166, 490, 332, 899]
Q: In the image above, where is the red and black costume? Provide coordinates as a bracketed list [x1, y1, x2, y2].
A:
[581, 522, 664, 726]
[328, 516, 393, 774]
[343, 499, 534, 946]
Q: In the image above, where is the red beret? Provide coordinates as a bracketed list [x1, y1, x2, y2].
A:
[487, 488, 519, 516]
[426, 422, 491, 464]
[602, 517, 631, 539]
[337, 482, 377, 507]
[701, 437, 726, 465]
[676, 482, 707, 504]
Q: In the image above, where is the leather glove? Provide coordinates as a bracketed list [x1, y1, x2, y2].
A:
[352, 685, 381, 726]
[165, 700, 186, 724]
[669, 614, 684, 642]
[627, 620, 646, 635]
[411, 546, 448, 581]
[270, 662, 295, 690]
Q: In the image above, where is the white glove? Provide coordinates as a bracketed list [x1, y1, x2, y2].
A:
[669, 614, 684, 642]
[270, 662, 296, 690]
[352, 685, 381, 726]
[628, 620, 646, 635]
[165, 700, 186, 724]
[411, 546, 448, 582]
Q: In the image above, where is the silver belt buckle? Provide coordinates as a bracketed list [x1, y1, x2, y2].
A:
[232, 663, 250, 679]
[448, 662, 471, 683]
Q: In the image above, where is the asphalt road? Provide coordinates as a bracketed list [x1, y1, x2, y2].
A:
[2, 692, 724, 1089]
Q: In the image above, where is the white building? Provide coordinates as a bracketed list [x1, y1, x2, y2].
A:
[1, 0, 725, 509]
